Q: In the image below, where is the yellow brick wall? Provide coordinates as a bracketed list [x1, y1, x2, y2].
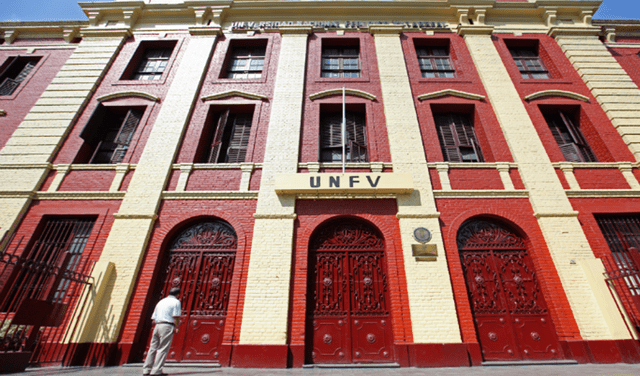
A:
[464, 30, 627, 340]
[85, 35, 217, 343]
[372, 26, 461, 343]
[556, 34, 640, 162]
[0, 36, 126, 243]
[239, 27, 310, 345]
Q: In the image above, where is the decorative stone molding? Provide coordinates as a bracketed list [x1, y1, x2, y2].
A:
[278, 25, 313, 35]
[457, 25, 494, 37]
[162, 191, 259, 200]
[534, 211, 580, 218]
[63, 28, 80, 43]
[566, 190, 640, 198]
[548, 26, 600, 38]
[35, 192, 126, 200]
[189, 26, 222, 36]
[310, 88, 376, 101]
[97, 91, 160, 102]
[544, 8, 558, 27]
[253, 213, 297, 219]
[396, 213, 440, 219]
[525, 90, 589, 102]
[202, 90, 268, 101]
[604, 27, 616, 43]
[81, 28, 132, 38]
[3, 30, 18, 44]
[369, 25, 403, 35]
[113, 213, 158, 220]
[433, 191, 529, 199]
[418, 89, 485, 102]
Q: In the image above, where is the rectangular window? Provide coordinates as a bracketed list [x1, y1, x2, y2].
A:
[226, 46, 266, 79]
[435, 113, 483, 162]
[78, 105, 144, 164]
[416, 46, 455, 78]
[121, 41, 176, 81]
[133, 48, 172, 81]
[320, 111, 367, 163]
[322, 45, 360, 78]
[0, 56, 40, 95]
[544, 110, 597, 162]
[0, 217, 94, 311]
[509, 47, 550, 79]
[202, 109, 254, 164]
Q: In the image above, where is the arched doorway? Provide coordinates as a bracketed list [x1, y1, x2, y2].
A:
[151, 220, 237, 362]
[306, 218, 394, 364]
[457, 218, 561, 361]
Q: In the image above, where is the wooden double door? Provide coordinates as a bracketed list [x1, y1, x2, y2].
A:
[307, 220, 394, 364]
[458, 219, 561, 361]
[150, 221, 236, 363]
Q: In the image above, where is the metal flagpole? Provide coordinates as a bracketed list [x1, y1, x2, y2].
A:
[342, 87, 346, 174]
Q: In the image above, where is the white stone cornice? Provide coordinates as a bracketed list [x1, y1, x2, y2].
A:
[63, 28, 80, 43]
[202, 90, 268, 101]
[97, 91, 160, 102]
[369, 25, 403, 35]
[524, 90, 589, 102]
[278, 25, 313, 35]
[163, 191, 259, 200]
[81, 28, 132, 38]
[34, 191, 126, 200]
[3, 30, 18, 44]
[548, 26, 600, 38]
[418, 89, 485, 102]
[189, 26, 222, 36]
[309, 88, 376, 101]
[457, 25, 494, 36]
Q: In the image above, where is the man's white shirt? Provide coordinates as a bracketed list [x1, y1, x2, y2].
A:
[151, 295, 181, 324]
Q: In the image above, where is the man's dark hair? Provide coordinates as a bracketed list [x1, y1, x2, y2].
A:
[168, 287, 181, 297]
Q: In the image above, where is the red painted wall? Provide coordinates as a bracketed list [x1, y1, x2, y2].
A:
[299, 32, 391, 168]
[436, 198, 582, 346]
[0, 44, 74, 149]
[493, 34, 635, 169]
[119, 199, 256, 366]
[289, 199, 412, 366]
[404, 33, 513, 165]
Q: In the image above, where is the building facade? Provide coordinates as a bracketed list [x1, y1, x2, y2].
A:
[2, 0, 640, 369]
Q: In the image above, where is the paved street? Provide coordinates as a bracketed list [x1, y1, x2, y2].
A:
[16, 363, 640, 376]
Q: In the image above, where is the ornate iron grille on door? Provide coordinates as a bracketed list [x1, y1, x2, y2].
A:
[457, 219, 561, 361]
[307, 219, 393, 364]
[152, 220, 236, 362]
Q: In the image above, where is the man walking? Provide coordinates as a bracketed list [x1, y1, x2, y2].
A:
[143, 287, 182, 376]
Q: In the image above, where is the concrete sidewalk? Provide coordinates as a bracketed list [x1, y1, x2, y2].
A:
[18, 363, 640, 376]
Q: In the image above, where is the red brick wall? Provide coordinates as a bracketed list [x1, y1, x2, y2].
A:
[404, 32, 513, 164]
[609, 45, 640, 88]
[0, 45, 74, 149]
[493, 34, 635, 169]
[58, 170, 117, 191]
[53, 33, 189, 165]
[299, 32, 391, 167]
[448, 168, 504, 190]
[436, 198, 582, 343]
[289, 199, 413, 353]
[119, 199, 256, 361]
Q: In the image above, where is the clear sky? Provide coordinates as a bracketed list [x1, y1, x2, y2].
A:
[0, 0, 638, 23]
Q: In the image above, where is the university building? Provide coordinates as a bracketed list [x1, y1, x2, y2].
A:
[2, 0, 640, 370]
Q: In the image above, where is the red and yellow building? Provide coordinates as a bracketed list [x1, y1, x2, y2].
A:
[2, 0, 640, 369]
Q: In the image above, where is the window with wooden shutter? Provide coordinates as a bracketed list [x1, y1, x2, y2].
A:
[80, 106, 144, 164]
[434, 113, 483, 162]
[0, 56, 40, 96]
[544, 110, 597, 163]
[204, 110, 254, 164]
[320, 111, 367, 163]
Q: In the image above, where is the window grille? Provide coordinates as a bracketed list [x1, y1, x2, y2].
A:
[0, 57, 39, 95]
[133, 48, 172, 81]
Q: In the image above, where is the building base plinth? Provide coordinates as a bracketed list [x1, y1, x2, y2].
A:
[231, 344, 288, 368]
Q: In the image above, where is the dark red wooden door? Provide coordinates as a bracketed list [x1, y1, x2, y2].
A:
[458, 220, 561, 361]
[151, 221, 236, 363]
[308, 220, 393, 364]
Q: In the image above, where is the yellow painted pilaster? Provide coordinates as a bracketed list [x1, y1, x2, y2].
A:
[463, 27, 626, 340]
[553, 31, 640, 162]
[371, 25, 460, 343]
[239, 26, 310, 345]
[85, 33, 218, 343]
[0, 34, 128, 244]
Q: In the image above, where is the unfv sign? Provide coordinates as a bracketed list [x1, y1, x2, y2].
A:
[275, 173, 413, 195]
